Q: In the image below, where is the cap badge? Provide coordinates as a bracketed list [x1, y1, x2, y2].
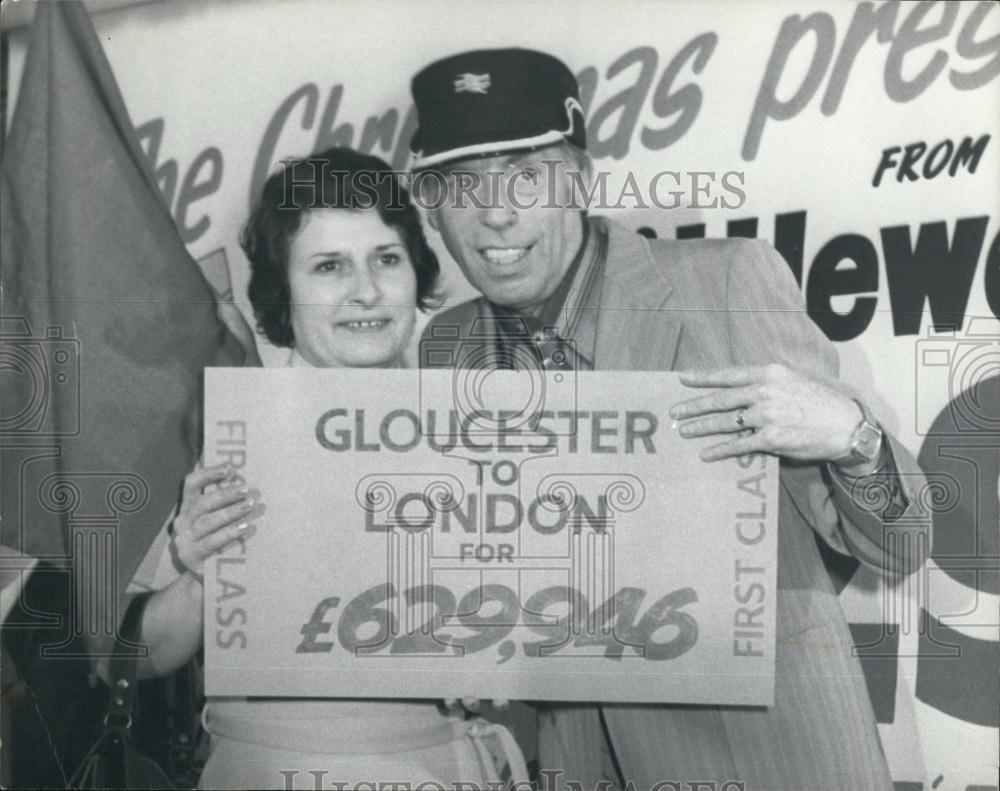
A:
[454, 73, 491, 94]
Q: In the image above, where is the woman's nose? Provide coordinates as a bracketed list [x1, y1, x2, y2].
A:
[348, 266, 382, 304]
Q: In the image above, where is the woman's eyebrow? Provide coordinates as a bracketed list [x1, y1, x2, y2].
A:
[373, 243, 404, 252]
[307, 250, 346, 260]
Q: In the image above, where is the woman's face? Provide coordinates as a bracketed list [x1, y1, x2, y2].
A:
[287, 210, 418, 368]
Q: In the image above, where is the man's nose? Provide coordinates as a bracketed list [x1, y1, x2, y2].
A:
[480, 176, 518, 231]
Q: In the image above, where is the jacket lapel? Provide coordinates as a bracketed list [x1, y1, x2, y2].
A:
[593, 220, 682, 372]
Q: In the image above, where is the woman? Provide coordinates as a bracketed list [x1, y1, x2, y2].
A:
[137, 147, 527, 789]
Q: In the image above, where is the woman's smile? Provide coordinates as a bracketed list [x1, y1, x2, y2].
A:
[337, 317, 392, 330]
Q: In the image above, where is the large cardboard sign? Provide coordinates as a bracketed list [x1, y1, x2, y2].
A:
[5, 0, 995, 783]
[203, 368, 778, 704]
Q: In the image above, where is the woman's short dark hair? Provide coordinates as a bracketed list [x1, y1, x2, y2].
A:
[242, 146, 441, 348]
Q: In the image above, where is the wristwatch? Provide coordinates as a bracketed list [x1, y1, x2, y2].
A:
[835, 398, 884, 472]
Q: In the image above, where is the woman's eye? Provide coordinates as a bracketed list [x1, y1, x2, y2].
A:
[314, 259, 342, 273]
[379, 252, 401, 266]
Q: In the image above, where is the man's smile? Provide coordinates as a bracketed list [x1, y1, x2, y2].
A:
[480, 246, 533, 266]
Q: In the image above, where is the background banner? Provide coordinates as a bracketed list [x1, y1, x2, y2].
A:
[3, 0, 997, 787]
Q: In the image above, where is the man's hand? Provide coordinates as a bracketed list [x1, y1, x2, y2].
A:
[671, 364, 872, 465]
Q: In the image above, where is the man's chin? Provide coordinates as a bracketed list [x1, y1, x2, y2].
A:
[480, 282, 541, 311]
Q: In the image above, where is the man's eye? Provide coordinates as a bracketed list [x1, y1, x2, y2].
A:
[446, 171, 477, 190]
[512, 166, 539, 185]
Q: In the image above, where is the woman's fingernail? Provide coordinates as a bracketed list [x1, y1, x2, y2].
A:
[237, 486, 249, 495]
[237, 522, 249, 531]
[242, 499, 254, 510]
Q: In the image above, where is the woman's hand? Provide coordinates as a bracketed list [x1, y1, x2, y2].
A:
[171, 463, 256, 575]
[140, 463, 260, 677]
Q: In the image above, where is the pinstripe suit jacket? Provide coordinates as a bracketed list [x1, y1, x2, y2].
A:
[422, 218, 928, 790]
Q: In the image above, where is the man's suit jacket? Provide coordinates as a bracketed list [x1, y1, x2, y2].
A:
[422, 218, 929, 790]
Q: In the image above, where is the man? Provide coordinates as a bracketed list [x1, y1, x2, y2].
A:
[410, 48, 928, 790]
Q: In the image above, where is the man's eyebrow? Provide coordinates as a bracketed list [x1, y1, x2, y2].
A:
[440, 154, 520, 175]
[439, 162, 488, 176]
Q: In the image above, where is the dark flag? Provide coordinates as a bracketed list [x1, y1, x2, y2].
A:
[0, 0, 258, 664]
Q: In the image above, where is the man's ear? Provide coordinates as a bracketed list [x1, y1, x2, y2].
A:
[579, 160, 594, 202]
[565, 158, 594, 211]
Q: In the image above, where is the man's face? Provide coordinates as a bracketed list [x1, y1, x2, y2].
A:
[426, 144, 586, 313]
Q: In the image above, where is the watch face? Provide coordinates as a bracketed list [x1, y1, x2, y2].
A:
[855, 422, 882, 461]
